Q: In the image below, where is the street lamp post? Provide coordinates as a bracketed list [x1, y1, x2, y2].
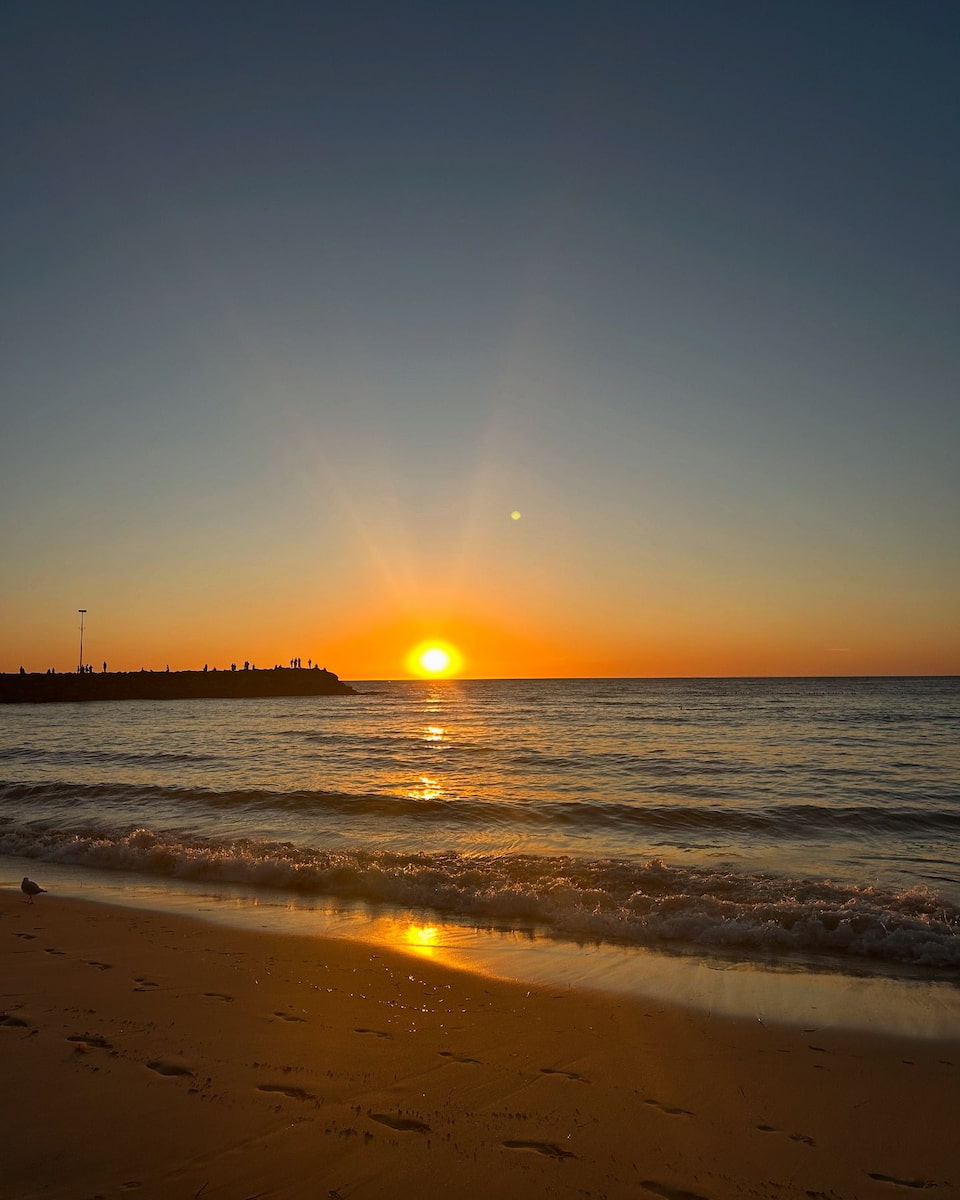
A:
[78, 609, 87, 674]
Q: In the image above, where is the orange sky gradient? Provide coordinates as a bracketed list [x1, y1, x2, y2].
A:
[3, 7, 958, 682]
[5, 580, 957, 681]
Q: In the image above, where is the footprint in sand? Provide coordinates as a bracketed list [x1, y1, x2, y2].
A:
[84, 960, 113, 971]
[1, 1013, 31, 1028]
[14, 933, 37, 940]
[133, 978, 159, 992]
[258, 1084, 316, 1102]
[640, 1182, 708, 1200]
[502, 1140, 575, 1160]
[540, 1067, 588, 1082]
[354, 1027, 393, 1039]
[368, 1112, 431, 1134]
[202, 992, 234, 1002]
[44, 948, 65, 956]
[146, 1060, 193, 1077]
[756, 1124, 815, 1146]
[866, 1173, 936, 1190]
[439, 1050, 481, 1064]
[67, 1034, 113, 1050]
[643, 1098, 694, 1117]
[272, 1011, 308, 1022]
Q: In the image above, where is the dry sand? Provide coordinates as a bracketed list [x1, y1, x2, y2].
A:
[2, 889, 957, 1200]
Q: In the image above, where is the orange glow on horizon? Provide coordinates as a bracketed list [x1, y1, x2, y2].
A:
[5, 591, 958, 680]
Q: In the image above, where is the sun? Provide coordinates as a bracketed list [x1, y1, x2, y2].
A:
[407, 641, 462, 677]
[420, 647, 450, 673]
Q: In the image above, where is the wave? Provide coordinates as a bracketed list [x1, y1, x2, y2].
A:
[3, 823, 959, 971]
[3, 780, 959, 837]
[0, 748, 221, 766]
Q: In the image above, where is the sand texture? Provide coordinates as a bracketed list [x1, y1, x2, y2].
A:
[2, 890, 957, 1200]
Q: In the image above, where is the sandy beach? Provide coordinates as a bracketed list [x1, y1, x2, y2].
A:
[2, 889, 957, 1200]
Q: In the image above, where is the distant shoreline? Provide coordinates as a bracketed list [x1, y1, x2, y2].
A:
[0, 666, 355, 703]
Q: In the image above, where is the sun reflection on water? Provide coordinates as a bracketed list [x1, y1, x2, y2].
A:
[423, 725, 445, 742]
[407, 776, 443, 801]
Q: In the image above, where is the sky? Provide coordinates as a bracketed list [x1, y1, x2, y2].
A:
[2, 0, 958, 679]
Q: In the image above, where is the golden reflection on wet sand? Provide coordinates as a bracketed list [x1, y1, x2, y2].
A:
[402, 923, 441, 958]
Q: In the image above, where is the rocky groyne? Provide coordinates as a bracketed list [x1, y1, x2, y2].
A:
[0, 667, 355, 703]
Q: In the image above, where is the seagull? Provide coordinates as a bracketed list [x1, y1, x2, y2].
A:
[21, 877, 46, 904]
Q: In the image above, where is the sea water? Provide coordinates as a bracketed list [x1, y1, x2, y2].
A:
[2, 677, 959, 1003]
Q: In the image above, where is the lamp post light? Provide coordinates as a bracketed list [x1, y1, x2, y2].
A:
[78, 609, 87, 674]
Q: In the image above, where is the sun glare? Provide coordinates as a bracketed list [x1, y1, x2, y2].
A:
[407, 640, 462, 678]
[420, 647, 450, 673]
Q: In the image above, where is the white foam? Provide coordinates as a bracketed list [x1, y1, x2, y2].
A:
[3, 825, 959, 971]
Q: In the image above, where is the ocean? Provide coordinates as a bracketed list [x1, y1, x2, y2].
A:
[2, 676, 959, 980]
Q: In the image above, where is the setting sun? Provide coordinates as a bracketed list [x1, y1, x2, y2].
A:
[406, 641, 462, 678]
[420, 647, 450, 673]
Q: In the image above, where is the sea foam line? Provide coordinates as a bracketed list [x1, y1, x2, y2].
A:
[3, 824, 959, 971]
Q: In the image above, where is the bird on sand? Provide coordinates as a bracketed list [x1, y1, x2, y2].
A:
[21, 877, 46, 904]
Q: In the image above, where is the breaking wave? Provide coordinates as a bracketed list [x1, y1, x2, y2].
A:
[3, 823, 960, 972]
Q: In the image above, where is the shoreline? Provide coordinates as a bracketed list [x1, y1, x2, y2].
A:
[5, 855, 960, 1040]
[4, 889, 959, 1199]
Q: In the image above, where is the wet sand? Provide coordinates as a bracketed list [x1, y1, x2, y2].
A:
[3, 890, 957, 1199]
